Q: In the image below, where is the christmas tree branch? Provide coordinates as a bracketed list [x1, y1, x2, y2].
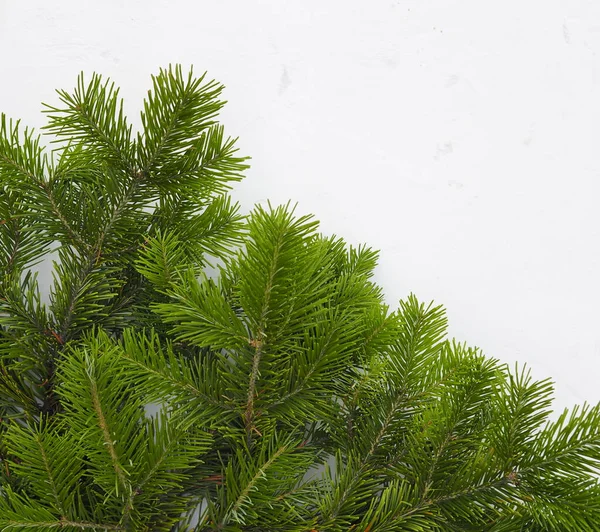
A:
[0, 519, 124, 530]
[89, 377, 130, 497]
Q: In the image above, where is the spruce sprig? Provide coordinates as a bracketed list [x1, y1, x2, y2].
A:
[1, 67, 599, 531]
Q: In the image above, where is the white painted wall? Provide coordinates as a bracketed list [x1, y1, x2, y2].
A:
[1, 0, 599, 413]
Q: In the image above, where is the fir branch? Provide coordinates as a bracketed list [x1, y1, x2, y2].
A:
[118, 330, 236, 413]
[38, 180, 92, 253]
[225, 440, 289, 523]
[88, 376, 129, 497]
[92, 170, 146, 259]
[53, 256, 97, 342]
[0, 115, 46, 183]
[264, 324, 338, 412]
[2, 220, 24, 278]
[244, 336, 264, 438]
[0, 520, 124, 530]
[364, 392, 405, 461]
[43, 73, 134, 172]
[520, 402, 600, 478]
[32, 432, 65, 516]
[125, 355, 235, 411]
[242, 212, 285, 439]
[138, 65, 225, 174]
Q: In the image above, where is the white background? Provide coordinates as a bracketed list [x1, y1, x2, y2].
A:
[1, 0, 599, 413]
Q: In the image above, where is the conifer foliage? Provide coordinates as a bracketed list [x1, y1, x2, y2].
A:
[1, 67, 600, 531]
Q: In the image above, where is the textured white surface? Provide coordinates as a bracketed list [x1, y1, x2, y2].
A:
[1, 0, 599, 412]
